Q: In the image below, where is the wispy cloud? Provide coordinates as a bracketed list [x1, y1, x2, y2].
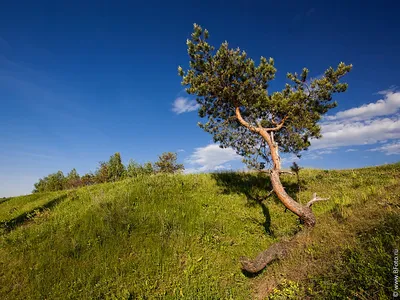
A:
[345, 148, 358, 152]
[315, 149, 334, 155]
[15, 151, 56, 160]
[325, 90, 400, 121]
[281, 148, 335, 166]
[172, 97, 199, 114]
[184, 144, 241, 173]
[368, 141, 400, 155]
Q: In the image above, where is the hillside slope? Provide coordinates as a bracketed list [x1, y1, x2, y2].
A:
[0, 163, 399, 299]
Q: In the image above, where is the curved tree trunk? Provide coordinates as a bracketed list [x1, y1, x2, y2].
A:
[269, 170, 316, 227]
[260, 130, 316, 227]
[240, 130, 329, 273]
[233, 107, 329, 273]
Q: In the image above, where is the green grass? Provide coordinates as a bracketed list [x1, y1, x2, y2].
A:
[0, 164, 399, 299]
[0, 191, 66, 223]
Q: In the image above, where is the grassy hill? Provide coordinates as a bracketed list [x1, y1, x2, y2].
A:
[0, 163, 399, 299]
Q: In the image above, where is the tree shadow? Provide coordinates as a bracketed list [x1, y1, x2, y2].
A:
[211, 171, 309, 236]
[211, 172, 273, 233]
[241, 267, 265, 278]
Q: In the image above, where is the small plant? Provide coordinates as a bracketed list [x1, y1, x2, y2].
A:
[269, 280, 304, 299]
[290, 162, 302, 201]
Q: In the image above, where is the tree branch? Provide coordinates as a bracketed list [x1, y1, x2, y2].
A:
[260, 116, 289, 132]
[266, 189, 274, 197]
[221, 115, 238, 126]
[235, 106, 260, 133]
[306, 193, 330, 207]
[259, 169, 295, 175]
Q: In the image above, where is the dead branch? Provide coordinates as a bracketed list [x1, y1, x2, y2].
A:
[306, 193, 330, 208]
[260, 169, 295, 175]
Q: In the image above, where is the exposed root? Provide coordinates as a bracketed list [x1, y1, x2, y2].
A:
[241, 192, 331, 274]
[240, 229, 311, 273]
[240, 241, 292, 273]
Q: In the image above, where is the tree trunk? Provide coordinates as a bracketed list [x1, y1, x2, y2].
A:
[232, 110, 329, 273]
[269, 170, 316, 227]
[261, 131, 316, 227]
[240, 131, 322, 273]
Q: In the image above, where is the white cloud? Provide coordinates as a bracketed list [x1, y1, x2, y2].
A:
[172, 97, 200, 114]
[368, 141, 400, 155]
[311, 89, 400, 151]
[184, 144, 241, 173]
[214, 165, 228, 171]
[311, 117, 400, 150]
[376, 86, 397, 95]
[345, 148, 358, 152]
[315, 149, 334, 155]
[325, 90, 400, 121]
[281, 154, 300, 166]
[177, 149, 185, 152]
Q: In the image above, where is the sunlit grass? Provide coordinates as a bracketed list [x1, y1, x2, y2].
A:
[0, 191, 65, 223]
[0, 163, 399, 299]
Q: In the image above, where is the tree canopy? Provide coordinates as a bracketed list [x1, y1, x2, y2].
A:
[178, 24, 352, 169]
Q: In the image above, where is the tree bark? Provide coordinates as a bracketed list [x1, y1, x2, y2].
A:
[269, 169, 316, 227]
[234, 107, 328, 273]
[258, 129, 316, 227]
[240, 240, 292, 273]
[240, 129, 326, 273]
[240, 229, 310, 273]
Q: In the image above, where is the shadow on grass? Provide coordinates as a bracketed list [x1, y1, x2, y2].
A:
[211, 172, 272, 232]
[241, 267, 266, 278]
[0, 193, 71, 233]
[211, 172, 302, 236]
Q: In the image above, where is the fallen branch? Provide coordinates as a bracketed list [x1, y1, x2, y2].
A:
[306, 193, 330, 208]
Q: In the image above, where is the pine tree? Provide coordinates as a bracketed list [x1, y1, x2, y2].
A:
[179, 24, 351, 272]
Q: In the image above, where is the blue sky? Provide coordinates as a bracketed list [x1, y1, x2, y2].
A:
[1, 0, 399, 197]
